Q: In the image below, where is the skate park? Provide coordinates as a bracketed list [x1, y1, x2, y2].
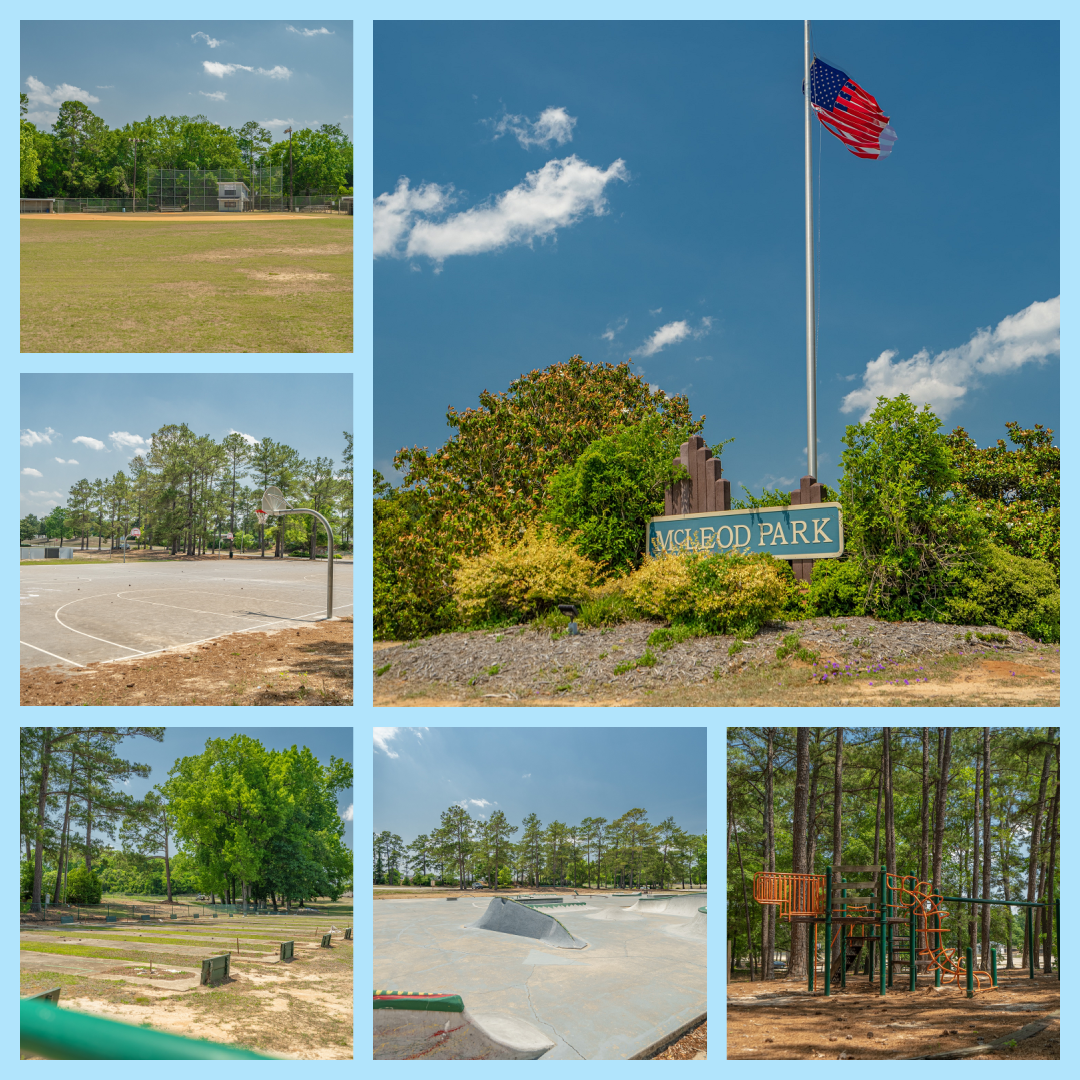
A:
[19, 560, 352, 669]
[373, 890, 706, 1059]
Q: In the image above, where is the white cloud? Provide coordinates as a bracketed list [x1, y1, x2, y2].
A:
[191, 32, 225, 48]
[21, 468, 43, 477]
[639, 316, 712, 357]
[256, 66, 292, 80]
[21, 427, 56, 447]
[27, 489, 63, 499]
[378, 156, 629, 267]
[96, 85, 115, 89]
[468, 798, 493, 808]
[109, 431, 147, 450]
[601, 316, 628, 342]
[55, 457, 79, 464]
[490, 106, 577, 149]
[373, 727, 400, 758]
[25, 75, 100, 109]
[72, 435, 105, 451]
[228, 429, 260, 446]
[841, 297, 1060, 421]
[649, 307, 663, 315]
[640, 320, 690, 356]
[373, 178, 455, 258]
[287, 25, 334, 36]
[200, 91, 227, 101]
[261, 118, 295, 129]
[522, 773, 531, 779]
[341, 804, 354, 821]
[132, 448, 149, 457]
[204, 61, 254, 78]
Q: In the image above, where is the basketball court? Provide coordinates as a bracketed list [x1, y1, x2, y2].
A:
[20, 559, 353, 670]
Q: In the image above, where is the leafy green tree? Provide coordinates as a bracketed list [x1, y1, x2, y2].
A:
[20, 514, 41, 542]
[119, 788, 178, 902]
[543, 415, 697, 573]
[839, 394, 986, 620]
[65, 865, 102, 904]
[20, 118, 40, 192]
[947, 422, 1059, 572]
[42, 505, 69, 544]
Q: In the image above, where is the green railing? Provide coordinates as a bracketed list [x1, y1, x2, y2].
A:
[21, 999, 274, 1060]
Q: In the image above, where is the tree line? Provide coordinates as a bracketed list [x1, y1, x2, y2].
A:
[375, 806, 707, 891]
[21, 427, 353, 557]
[727, 727, 1060, 982]
[20, 94, 353, 199]
[22, 728, 353, 912]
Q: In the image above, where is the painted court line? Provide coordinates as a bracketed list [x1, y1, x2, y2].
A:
[20, 641, 87, 668]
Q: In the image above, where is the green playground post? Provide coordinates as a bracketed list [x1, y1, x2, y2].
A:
[1027, 908, 1035, 979]
[908, 883, 917, 991]
[965, 947, 974, 998]
[824, 866, 832, 997]
[878, 865, 887, 997]
[991, 947, 997, 987]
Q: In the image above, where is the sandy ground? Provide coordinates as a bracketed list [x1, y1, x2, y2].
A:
[22, 616, 352, 706]
[727, 970, 1059, 1059]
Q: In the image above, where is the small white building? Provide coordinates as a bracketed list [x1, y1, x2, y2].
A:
[217, 181, 250, 212]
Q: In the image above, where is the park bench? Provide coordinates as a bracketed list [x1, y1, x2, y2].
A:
[59, 915, 74, 925]
[81, 206, 108, 212]
[159, 206, 186, 213]
[299, 204, 333, 213]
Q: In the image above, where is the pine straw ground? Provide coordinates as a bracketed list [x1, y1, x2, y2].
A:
[374, 617, 1058, 707]
[653, 1019, 707, 1059]
[21, 617, 351, 706]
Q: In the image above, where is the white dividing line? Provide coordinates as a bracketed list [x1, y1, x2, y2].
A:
[54, 596, 148, 655]
[20, 641, 87, 668]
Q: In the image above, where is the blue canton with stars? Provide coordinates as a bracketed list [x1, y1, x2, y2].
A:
[810, 59, 853, 112]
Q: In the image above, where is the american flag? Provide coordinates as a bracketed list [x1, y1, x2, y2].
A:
[808, 58, 897, 160]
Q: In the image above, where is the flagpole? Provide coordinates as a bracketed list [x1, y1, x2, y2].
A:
[804, 18, 818, 480]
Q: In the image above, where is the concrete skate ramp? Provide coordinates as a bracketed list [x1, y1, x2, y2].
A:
[584, 906, 645, 922]
[468, 897, 587, 949]
[374, 993, 554, 1059]
[664, 907, 706, 941]
[625, 893, 706, 916]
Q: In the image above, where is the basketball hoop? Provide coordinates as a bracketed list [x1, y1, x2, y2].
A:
[255, 509, 267, 525]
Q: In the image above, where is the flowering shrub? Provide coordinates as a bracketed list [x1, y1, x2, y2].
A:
[453, 527, 600, 624]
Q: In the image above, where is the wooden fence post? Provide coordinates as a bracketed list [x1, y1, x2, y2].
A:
[789, 475, 823, 582]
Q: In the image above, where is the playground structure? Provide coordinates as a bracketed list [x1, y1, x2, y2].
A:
[754, 865, 1056, 999]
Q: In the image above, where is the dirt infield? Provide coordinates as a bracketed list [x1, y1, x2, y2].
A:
[22, 616, 352, 706]
[20, 216, 351, 352]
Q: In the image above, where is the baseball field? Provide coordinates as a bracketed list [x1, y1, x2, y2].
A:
[20, 213, 352, 353]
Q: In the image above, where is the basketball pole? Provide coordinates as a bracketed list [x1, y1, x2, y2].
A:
[264, 507, 335, 620]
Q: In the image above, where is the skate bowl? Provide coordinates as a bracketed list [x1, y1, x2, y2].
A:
[624, 893, 706, 916]
[663, 907, 706, 942]
[374, 992, 555, 1060]
[468, 897, 586, 949]
[375, 895, 706, 1059]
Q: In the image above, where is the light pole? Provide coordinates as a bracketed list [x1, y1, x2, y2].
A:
[129, 137, 143, 213]
[285, 125, 293, 210]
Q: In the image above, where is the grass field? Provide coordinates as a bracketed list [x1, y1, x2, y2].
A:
[20, 215, 352, 353]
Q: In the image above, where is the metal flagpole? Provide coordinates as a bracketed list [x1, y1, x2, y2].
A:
[804, 19, 818, 481]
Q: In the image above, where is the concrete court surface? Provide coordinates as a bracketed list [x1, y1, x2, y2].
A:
[20, 560, 353, 669]
[373, 894, 706, 1059]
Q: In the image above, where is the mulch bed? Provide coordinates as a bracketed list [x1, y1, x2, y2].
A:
[373, 617, 1046, 700]
[21, 617, 352, 706]
[653, 1019, 706, 1059]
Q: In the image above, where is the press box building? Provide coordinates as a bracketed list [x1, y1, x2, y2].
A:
[217, 181, 250, 212]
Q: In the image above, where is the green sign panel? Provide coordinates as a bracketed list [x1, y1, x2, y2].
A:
[647, 502, 843, 560]
[279, 940, 294, 961]
[200, 953, 230, 987]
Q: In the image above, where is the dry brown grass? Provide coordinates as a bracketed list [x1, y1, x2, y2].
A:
[22, 617, 352, 706]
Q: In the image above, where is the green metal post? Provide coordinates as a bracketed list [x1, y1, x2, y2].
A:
[808, 923, 815, 992]
[933, 908, 941, 987]
[840, 883, 847, 989]
[909, 884, 917, 991]
[991, 947, 997, 987]
[879, 865, 887, 997]
[1027, 907, 1034, 979]
[824, 867, 832, 997]
[965, 946, 974, 998]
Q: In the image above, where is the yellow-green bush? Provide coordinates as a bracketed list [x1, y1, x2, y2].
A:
[622, 549, 787, 635]
[453, 527, 600, 624]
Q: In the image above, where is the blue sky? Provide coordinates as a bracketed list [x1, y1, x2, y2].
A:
[374, 19, 1059, 497]
[373, 726, 707, 845]
[20, 20, 352, 141]
[20, 373, 352, 518]
[92, 727, 353, 851]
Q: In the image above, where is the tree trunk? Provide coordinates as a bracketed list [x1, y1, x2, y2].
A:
[980, 728, 992, 971]
[789, 728, 810, 979]
[806, 755, 820, 874]
[931, 729, 952, 897]
[763, 728, 776, 981]
[32, 729, 54, 913]
[920, 728, 930, 884]
[731, 799, 756, 981]
[872, 759, 883, 868]
[970, 756, 980, 954]
[1024, 729, 1054, 969]
[1042, 774, 1059, 974]
[831, 726, 844, 970]
[999, 789, 1014, 971]
[883, 728, 896, 876]
[52, 748, 77, 905]
[163, 811, 173, 903]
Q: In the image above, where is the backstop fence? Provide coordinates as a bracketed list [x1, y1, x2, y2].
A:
[45, 167, 344, 214]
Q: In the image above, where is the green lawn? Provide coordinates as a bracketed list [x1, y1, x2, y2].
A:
[20, 217, 352, 353]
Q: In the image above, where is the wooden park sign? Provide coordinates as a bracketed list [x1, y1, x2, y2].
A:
[648, 436, 844, 581]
